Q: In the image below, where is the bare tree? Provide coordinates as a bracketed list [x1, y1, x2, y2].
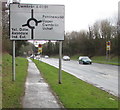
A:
[93, 21, 100, 39]
[100, 20, 112, 40]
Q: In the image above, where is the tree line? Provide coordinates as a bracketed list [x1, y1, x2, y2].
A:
[43, 19, 119, 57]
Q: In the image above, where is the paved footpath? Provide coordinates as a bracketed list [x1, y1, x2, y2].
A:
[22, 58, 63, 108]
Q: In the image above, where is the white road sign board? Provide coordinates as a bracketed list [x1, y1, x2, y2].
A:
[10, 4, 65, 40]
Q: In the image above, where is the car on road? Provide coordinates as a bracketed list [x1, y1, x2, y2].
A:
[35, 55, 40, 59]
[44, 55, 49, 59]
[63, 56, 70, 61]
[78, 56, 92, 64]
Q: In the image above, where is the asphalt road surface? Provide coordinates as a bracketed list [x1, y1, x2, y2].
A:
[38, 58, 119, 97]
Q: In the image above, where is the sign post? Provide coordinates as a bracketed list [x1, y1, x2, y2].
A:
[10, 3, 65, 83]
[106, 41, 111, 60]
[59, 41, 62, 84]
[11, 1, 21, 81]
[12, 40, 16, 81]
[38, 44, 42, 61]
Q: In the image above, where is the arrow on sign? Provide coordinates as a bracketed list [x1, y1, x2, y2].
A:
[22, 9, 42, 39]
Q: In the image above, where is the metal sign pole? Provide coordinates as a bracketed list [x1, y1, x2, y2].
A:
[12, 0, 21, 82]
[12, 40, 15, 81]
[59, 41, 62, 84]
[106, 50, 108, 60]
[109, 50, 110, 61]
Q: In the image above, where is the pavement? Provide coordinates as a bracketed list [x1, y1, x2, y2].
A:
[22, 58, 63, 108]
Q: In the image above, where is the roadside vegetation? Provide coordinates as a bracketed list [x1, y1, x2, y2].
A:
[33, 59, 119, 108]
[91, 56, 119, 65]
[2, 54, 28, 108]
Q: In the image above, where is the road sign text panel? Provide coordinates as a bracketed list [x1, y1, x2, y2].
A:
[10, 4, 65, 40]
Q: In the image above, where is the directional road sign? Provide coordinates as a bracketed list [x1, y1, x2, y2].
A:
[10, 3, 65, 40]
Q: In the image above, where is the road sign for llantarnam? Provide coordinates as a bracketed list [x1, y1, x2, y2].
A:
[10, 4, 65, 40]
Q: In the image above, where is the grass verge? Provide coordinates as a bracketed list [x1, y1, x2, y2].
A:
[2, 54, 28, 108]
[33, 59, 119, 108]
[91, 56, 119, 65]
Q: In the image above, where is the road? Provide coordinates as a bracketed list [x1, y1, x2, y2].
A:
[38, 58, 118, 97]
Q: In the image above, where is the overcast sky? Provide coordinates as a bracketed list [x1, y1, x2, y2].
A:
[19, 0, 119, 32]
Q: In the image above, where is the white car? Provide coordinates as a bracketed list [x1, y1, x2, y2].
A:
[44, 55, 49, 59]
[63, 56, 70, 61]
[35, 55, 40, 59]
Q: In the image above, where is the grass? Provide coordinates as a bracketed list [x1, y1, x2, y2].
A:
[2, 54, 28, 108]
[33, 59, 119, 109]
[91, 56, 119, 65]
